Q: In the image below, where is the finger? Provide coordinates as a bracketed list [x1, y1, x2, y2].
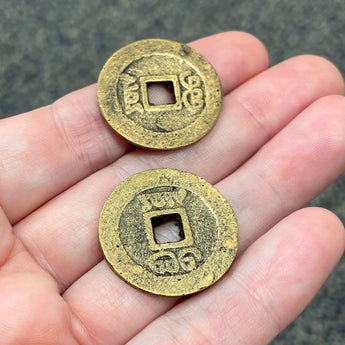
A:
[0, 207, 15, 267]
[0, 85, 131, 225]
[57, 96, 345, 345]
[220, 95, 345, 251]
[14, 58, 345, 290]
[127, 208, 345, 345]
[0, 31, 268, 224]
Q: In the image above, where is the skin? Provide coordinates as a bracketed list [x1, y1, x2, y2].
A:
[0, 31, 345, 345]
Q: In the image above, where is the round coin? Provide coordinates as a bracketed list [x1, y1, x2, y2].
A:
[99, 169, 238, 296]
[97, 39, 222, 150]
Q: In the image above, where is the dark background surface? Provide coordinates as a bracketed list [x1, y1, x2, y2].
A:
[0, 1, 344, 343]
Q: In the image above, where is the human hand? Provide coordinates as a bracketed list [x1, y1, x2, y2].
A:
[0, 31, 344, 345]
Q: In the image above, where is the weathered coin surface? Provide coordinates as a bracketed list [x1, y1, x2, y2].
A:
[97, 39, 222, 150]
[99, 169, 238, 296]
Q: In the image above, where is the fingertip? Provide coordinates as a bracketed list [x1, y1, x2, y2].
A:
[281, 54, 345, 96]
[280, 207, 345, 279]
[228, 30, 269, 65]
[303, 55, 344, 95]
[301, 94, 345, 176]
[311, 93, 345, 113]
[299, 207, 345, 262]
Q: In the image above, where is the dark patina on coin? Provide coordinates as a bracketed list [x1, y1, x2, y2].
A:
[99, 169, 238, 296]
[97, 39, 222, 150]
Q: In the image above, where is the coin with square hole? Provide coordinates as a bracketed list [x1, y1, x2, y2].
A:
[97, 39, 223, 149]
[99, 169, 239, 296]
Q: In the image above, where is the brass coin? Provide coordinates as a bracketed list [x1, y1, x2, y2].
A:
[99, 169, 238, 296]
[97, 39, 222, 150]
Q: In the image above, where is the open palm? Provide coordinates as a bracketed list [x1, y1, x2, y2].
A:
[1, 32, 345, 345]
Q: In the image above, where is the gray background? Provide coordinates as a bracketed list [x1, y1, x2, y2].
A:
[0, 1, 344, 344]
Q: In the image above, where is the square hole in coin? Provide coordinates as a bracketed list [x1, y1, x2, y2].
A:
[147, 81, 176, 105]
[144, 207, 193, 250]
[140, 75, 182, 111]
[151, 213, 184, 244]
